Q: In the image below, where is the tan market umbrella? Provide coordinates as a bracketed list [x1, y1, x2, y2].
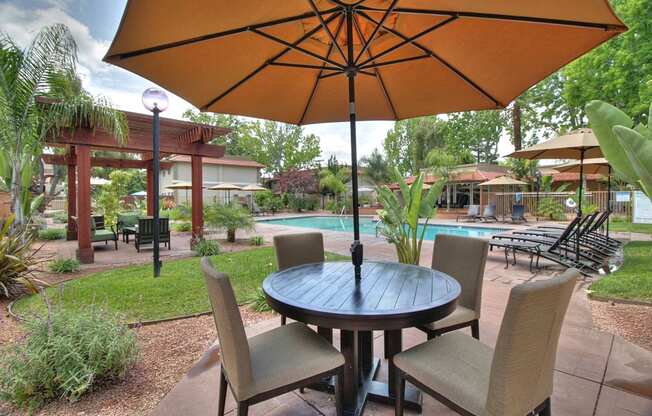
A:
[241, 184, 268, 192]
[105, 1, 625, 280]
[508, 128, 603, 215]
[166, 181, 194, 204]
[208, 183, 242, 204]
[478, 176, 528, 187]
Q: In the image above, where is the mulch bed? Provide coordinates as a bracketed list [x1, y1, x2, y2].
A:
[590, 299, 652, 351]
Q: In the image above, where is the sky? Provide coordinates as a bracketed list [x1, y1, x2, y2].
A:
[0, 0, 515, 163]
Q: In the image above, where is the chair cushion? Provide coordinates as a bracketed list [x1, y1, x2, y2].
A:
[422, 305, 478, 331]
[244, 322, 344, 400]
[92, 229, 115, 241]
[394, 332, 492, 416]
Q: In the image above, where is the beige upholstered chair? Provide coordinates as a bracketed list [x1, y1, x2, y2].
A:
[273, 232, 325, 325]
[417, 235, 488, 340]
[394, 268, 579, 416]
[201, 257, 344, 416]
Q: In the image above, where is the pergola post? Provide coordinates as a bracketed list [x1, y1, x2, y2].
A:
[191, 155, 203, 242]
[66, 147, 77, 241]
[146, 164, 154, 216]
[76, 145, 93, 264]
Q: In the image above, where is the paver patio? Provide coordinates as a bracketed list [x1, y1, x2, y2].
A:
[145, 218, 652, 416]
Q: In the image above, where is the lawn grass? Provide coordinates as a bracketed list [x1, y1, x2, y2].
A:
[13, 247, 348, 323]
[608, 220, 652, 235]
[589, 241, 652, 303]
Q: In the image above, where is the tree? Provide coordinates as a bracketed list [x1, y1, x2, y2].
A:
[204, 202, 254, 242]
[0, 25, 127, 225]
[383, 116, 447, 174]
[445, 110, 506, 163]
[360, 148, 390, 185]
[96, 170, 131, 227]
[182, 109, 254, 156]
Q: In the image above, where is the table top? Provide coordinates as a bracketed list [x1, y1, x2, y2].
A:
[263, 261, 461, 331]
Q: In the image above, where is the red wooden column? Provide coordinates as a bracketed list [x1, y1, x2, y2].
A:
[191, 155, 203, 242]
[146, 164, 154, 216]
[76, 145, 93, 263]
[66, 147, 77, 241]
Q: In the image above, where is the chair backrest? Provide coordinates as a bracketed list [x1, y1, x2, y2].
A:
[486, 268, 579, 416]
[118, 213, 139, 227]
[468, 205, 480, 216]
[483, 204, 496, 217]
[274, 232, 324, 271]
[511, 204, 525, 219]
[200, 257, 253, 399]
[547, 215, 583, 252]
[590, 211, 609, 233]
[432, 235, 488, 314]
[138, 218, 154, 236]
[159, 217, 170, 234]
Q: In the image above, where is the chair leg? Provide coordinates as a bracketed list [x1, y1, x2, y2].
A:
[335, 370, 343, 416]
[218, 366, 227, 416]
[237, 402, 249, 416]
[114, 239, 118, 250]
[281, 315, 286, 326]
[471, 320, 480, 340]
[539, 398, 551, 416]
[395, 371, 405, 416]
[427, 330, 436, 341]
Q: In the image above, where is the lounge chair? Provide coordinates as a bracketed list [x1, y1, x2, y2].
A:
[479, 204, 497, 222]
[489, 240, 541, 272]
[394, 268, 579, 416]
[134, 217, 171, 252]
[200, 258, 344, 416]
[417, 235, 488, 340]
[273, 232, 324, 327]
[456, 205, 480, 222]
[510, 204, 527, 223]
[117, 212, 139, 242]
[90, 215, 118, 250]
[535, 211, 621, 249]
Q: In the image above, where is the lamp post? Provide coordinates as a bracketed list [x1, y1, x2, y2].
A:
[142, 88, 169, 277]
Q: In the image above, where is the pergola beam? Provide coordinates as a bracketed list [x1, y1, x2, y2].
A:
[42, 154, 173, 170]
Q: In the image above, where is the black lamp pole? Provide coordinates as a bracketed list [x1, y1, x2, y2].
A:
[152, 106, 161, 277]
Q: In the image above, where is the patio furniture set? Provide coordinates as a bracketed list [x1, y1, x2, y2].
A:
[74, 214, 172, 252]
[201, 231, 579, 416]
[490, 211, 621, 274]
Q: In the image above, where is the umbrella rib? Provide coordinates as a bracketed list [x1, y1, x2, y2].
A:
[202, 13, 341, 110]
[359, 54, 430, 70]
[250, 28, 346, 69]
[107, 8, 340, 61]
[299, 15, 346, 125]
[357, 11, 503, 107]
[269, 62, 342, 71]
[353, 0, 400, 65]
[352, 14, 398, 119]
[355, 6, 624, 31]
[306, 0, 348, 63]
[358, 16, 458, 67]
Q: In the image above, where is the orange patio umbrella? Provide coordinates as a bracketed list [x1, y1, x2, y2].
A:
[104, 1, 625, 279]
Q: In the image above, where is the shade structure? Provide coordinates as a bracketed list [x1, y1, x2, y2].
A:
[209, 183, 242, 204]
[166, 181, 195, 204]
[241, 183, 268, 192]
[478, 176, 528, 187]
[105, 2, 625, 280]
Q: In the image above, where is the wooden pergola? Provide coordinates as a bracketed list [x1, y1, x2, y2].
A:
[44, 109, 229, 263]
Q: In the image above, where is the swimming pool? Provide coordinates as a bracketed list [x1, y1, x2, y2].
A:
[259, 216, 506, 240]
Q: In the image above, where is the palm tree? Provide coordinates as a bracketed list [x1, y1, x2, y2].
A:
[360, 148, 390, 185]
[0, 24, 127, 225]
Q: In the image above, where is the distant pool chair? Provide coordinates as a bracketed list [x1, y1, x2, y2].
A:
[511, 204, 527, 223]
[273, 232, 324, 326]
[417, 235, 488, 340]
[201, 258, 344, 416]
[479, 204, 498, 222]
[457, 205, 480, 222]
[395, 268, 579, 416]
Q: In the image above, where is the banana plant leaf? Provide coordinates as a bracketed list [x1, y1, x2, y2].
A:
[612, 125, 652, 198]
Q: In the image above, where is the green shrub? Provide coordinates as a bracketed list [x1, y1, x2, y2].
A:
[193, 239, 220, 257]
[537, 197, 567, 220]
[0, 216, 43, 299]
[287, 194, 318, 212]
[49, 258, 80, 274]
[245, 287, 273, 312]
[173, 221, 192, 232]
[38, 228, 66, 240]
[250, 235, 264, 246]
[204, 203, 254, 242]
[168, 203, 192, 221]
[52, 212, 68, 224]
[0, 303, 139, 410]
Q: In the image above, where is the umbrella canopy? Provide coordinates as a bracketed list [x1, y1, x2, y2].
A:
[241, 183, 268, 191]
[555, 158, 611, 175]
[165, 181, 194, 190]
[208, 183, 242, 191]
[131, 190, 148, 196]
[508, 128, 602, 160]
[105, 1, 625, 279]
[479, 176, 528, 187]
[90, 177, 111, 186]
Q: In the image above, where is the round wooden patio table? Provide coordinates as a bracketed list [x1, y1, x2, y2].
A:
[263, 261, 461, 416]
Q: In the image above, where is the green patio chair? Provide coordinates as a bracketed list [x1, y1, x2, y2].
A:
[117, 213, 140, 243]
[135, 217, 171, 252]
[91, 215, 118, 250]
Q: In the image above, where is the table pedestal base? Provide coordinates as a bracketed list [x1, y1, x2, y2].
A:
[308, 358, 422, 416]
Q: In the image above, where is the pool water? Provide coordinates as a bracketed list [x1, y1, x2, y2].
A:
[259, 216, 506, 240]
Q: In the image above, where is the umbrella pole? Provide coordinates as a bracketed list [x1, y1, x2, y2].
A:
[346, 8, 362, 281]
[607, 165, 612, 238]
[576, 149, 585, 260]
